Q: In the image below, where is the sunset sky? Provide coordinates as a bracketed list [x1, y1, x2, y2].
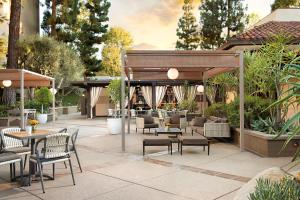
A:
[108, 0, 275, 50]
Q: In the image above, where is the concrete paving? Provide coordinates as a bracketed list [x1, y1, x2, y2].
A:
[0, 114, 298, 200]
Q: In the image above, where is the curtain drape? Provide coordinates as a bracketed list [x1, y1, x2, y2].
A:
[187, 86, 197, 100]
[141, 86, 152, 108]
[125, 86, 136, 107]
[155, 86, 167, 108]
[173, 86, 185, 104]
[90, 87, 102, 118]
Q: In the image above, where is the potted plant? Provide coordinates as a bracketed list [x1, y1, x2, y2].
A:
[35, 87, 53, 124]
[107, 79, 126, 135]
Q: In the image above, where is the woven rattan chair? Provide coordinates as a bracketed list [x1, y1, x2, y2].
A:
[59, 128, 82, 172]
[29, 133, 75, 193]
[0, 128, 30, 172]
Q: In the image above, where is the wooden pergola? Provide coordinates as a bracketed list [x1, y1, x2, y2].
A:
[0, 69, 55, 129]
[121, 50, 244, 152]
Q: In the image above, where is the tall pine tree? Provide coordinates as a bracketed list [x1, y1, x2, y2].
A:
[199, 0, 226, 49]
[199, 0, 248, 49]
[41, 0, 80, 44]
[78, 0, 110, 77]
[176, 0, 200, 50]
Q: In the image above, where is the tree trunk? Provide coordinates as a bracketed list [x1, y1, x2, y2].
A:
[3, 0, 21, 105]
[7, 0, 21, 68]
[51, 0, 57, 37]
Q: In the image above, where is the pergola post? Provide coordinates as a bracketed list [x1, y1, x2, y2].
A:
[121, 52, 126, 152]
[20, 69, 24, 130]
[127, 78, 131, 134]
[203, 72, 206, 116]
[239, 51, 245, 151]
[52, 78, 55, 123]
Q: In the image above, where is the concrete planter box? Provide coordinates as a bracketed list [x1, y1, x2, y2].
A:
[63, 106, 78, 114]
[233, 128, 300, 157]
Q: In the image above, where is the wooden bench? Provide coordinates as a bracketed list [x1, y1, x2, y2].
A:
[143, 136, 172, 155]
[179, 135, 210, 155]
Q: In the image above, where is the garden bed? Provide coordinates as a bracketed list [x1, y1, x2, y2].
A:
[233, 128, 300, 157]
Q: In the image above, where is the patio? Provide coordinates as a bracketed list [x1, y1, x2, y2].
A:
[0, 114, 296, 200]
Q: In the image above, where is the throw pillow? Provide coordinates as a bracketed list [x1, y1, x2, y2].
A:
[170, 114, 180, 124]
[143, 115, 154, 124]
[193, 117, 207, 127]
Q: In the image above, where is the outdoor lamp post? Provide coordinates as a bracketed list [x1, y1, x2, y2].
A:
[197, 85, 204, 93]
[167, 68, 179, 79]
[2, 80, 12, 87]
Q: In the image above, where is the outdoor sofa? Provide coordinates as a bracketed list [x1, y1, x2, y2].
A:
[190, 116, 230, 138]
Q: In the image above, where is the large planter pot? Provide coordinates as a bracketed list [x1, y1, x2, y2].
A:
[37, 114, 48, 124]
[233, 128, 300, 157]
[107, 118, 122, 135]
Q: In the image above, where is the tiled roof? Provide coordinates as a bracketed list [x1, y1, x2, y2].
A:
[220, 21, 300, 50]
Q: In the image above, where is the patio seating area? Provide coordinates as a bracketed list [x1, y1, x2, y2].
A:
[0, 114, 298, 200]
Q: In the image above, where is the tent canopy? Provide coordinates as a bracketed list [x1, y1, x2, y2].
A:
[124, 50, 240, 80]
[0, 69, 54, 88]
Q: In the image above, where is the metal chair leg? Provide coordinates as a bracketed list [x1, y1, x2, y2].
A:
[37, 161, 45, 193]
[52, 163, 55, 180]
[73, 148, 83, 173]
[68, 159, 76, 185]
[20, 159, 24, 186]
[24, 155, 27, 170]
[64, 161, 67, 169]
[28, 161, 32, 186]
[10, 164, 12, 181]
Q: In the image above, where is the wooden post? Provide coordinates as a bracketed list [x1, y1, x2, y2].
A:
[121, 52, 126, 152]
[203, 72, 206, 116]
[52, 78, 55, 123]
[239, 51, 245, 151]
[20, 70, 24, 129]
[152, 82, 156, 109]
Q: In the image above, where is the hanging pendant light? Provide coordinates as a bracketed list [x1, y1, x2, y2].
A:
[167, 68, 179, 80]
[197, 85, 204, 93]
[2, 80, 12, 87]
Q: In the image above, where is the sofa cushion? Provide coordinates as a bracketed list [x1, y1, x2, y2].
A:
[193, 117, 206, 127]
[170, 114, 180, 124]
[143, 115, 154, 124]
[144, 123, 159, 128]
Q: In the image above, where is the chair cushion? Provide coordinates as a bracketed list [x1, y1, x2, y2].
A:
[144, 123, 159, 128]
[143, 115, 154, 124]
[4, 147, 31, 154]
[193, 117, 206, 127]
[0, 152, 21, 163]
[143, 136, 170, 145]
[180, 136, 208, 145]
[170, 114, 180, 124]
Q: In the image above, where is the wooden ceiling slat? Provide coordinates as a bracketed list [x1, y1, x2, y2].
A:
[132, 71, 203, 81]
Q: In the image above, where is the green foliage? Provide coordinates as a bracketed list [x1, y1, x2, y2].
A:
[41, 0, 80, 44]
[101, 27, 133, 76]
[204, 103, 227, 118]
[205, 96, 273, 128]
[226, 95, 273, 128]
[24, 100, 43, 113]
[18, 35, 84, 87]
[163, 103, 174, 111]
[0, 36, 7, 65]
[178, 99, 198, 113]
[0, 105, 16, 117]
[199, 0, 248, 49]
[176, 0, 200, 50]
[270, 57, 300, 161]
[61, 93, 81, 106]
[35, 87, 53, 113]
[249, 177, 300, 200]
[251, 117, 284, 135]
[107, 79, 124, 107]
[77, 0, 111, 76]
[271, 0, 300, 11]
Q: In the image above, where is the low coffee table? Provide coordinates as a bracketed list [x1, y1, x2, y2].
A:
[155, 128, 182, 136]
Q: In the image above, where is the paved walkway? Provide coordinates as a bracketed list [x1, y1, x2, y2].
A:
[0, 114, 298, 200]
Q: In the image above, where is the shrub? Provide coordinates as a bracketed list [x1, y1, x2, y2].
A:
[178, 99, 198, 112]
[226, 95, 273, 128]
[204, 103, 227, 118]
[249, 177, 300, 200]
[24, 100, 43, 113]
[0, 105, 16, 117]
[251, 117, 284, 135]
[35, 87, 53, 113]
